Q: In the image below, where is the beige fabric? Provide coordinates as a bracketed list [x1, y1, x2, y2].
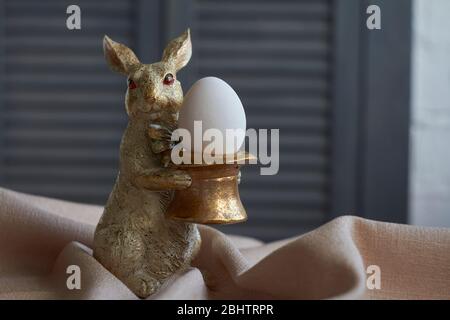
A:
[0, 187, 449, 300]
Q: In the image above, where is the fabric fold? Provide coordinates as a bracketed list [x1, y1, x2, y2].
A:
[0, 187, 449, 300]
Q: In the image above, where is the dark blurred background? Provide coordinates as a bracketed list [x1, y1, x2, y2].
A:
[0, 0, 448, 241]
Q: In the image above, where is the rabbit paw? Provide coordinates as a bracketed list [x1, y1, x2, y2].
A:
[148, 123, 172, 141]
[166, 170, 192, 189]
[160, 151, 171, 168]
[128, 273, 161, 299]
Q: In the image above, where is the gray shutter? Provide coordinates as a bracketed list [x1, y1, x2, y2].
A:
[1, 0, 134, 203]
[188, 0, 332, 241]
[0, 0, 333, 241]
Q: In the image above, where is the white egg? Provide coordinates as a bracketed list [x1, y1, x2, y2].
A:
[178, 77, 247, 155]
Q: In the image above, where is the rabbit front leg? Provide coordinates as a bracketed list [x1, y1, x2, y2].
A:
[134, 168, 191, 191]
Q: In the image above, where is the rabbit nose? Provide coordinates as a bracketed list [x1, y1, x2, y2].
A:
[144, 89, 157, 103]
[145, 95, 156, 103]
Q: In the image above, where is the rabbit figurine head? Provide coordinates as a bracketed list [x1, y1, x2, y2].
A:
[103, 30, 192, 117]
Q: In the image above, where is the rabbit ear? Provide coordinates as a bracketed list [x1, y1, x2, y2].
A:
[103, 35, 140, 75]
[162, 29, 192, 72]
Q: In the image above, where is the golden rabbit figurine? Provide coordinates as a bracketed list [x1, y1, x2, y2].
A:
[93, 30, 201, 298]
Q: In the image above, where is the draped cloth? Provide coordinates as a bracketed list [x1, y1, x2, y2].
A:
[0, 187, 449, 300]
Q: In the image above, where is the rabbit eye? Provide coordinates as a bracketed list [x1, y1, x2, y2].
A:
[163, 73, 175, 85]
[128, 79, 137, 90]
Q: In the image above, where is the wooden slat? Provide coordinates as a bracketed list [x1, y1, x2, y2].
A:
[197, 2, 330, 17]
[1, 0, 134, 204]
[197, 40, 329, 58]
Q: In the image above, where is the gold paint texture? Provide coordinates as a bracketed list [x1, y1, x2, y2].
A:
[93, 30, 201, 298]
[166, 151, 256, 224]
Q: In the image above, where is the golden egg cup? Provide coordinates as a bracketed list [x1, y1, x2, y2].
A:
[166, 151, 256, 224]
